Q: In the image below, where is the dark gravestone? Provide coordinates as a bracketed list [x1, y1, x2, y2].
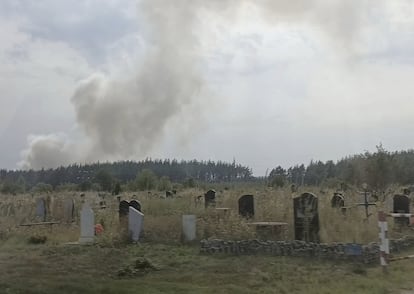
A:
[119, 200, 130, 218]
[129, 200, 142, 212]
[331, 192, 345, 208]
[293, 192, 320, 242]
[204, 190, 216, 209]
[238, 195, 254, 218]
[393, 194, 410, 226]
[166, 191, 173, 198]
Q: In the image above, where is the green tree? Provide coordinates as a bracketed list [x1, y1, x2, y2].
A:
[95, 170, 113, 192]
[32, 182, 53, 193]
[158, 176, 172, 191]
[135, 169, 158, 191]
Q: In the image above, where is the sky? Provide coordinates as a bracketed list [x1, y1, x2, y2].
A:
[0, 0, 414, 176]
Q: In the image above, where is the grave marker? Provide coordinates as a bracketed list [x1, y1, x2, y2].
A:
[129, 200, 142, 212]
[293, 192, 320, 242]
[79, 203, 95, 244]
[119, 200, 130, 219]
[182, 215, 196, 241]
[128, 206, 144, 242]
[393, 194, 410, 226]
[238, 195, 254, 218]
[331, 192, 345, 208]
[204, 190, 216, 209]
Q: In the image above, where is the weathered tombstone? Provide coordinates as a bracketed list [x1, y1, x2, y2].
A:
[182, 215, 196, 242]
[129, 200, 142, 212]
[63, 198, 75, 223]
[36, 198, 47, 221]
[331, 192, 345, 208]
[238, 195, 254, 218]
[393, 194, 410, 226]
[128, 206, 144, 242]
[119, 200, 130, 218]
[79, 203, 95, 244]
[293, 192, 320, 242]
[204, 190, 216, 209]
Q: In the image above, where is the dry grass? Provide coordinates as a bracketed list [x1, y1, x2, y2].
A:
[0, 186, 411, 245]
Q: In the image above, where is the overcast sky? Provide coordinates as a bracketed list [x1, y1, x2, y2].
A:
[1, 0, 414, 176]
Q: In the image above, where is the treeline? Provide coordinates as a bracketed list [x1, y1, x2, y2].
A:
[268, 145, 414, 190]
[0, 159, 253, 193]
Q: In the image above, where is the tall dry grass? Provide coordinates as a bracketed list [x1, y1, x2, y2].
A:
[0, 186, 412, 246]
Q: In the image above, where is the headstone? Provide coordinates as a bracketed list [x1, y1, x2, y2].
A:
[129, 200, 142, 212]
[293, 192, 320, 242]
[238, 195, 254, 218]
[79, 203, 95, 244]
[128, 206, 144, 242]
[63, 198, 75, 223]
[393, 194, 410, 226]
[36, 198, 46, 221]
[182, 215, 196, 241]
[119, 200, 130, 218]
[204, 190, 216, 209]
[331, 192, 345, 208]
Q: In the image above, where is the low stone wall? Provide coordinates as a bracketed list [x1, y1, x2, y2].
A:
[200, 236, 414, 264]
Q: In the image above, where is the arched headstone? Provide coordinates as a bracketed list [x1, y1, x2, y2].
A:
[393, 194, 410, 226]
[204, 190, 216, 209]
[331, 192, 345, 208]
[119, 200, 130, 218]
[293, 192, 320, 242]
[238, 195, 254, 218]
[129, 200, 142, 212]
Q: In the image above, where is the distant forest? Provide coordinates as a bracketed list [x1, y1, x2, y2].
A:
[1, 145, 414, 194]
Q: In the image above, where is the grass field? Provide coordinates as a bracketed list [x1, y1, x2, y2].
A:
[0, 241, 414, 294]
[0, 187, 413, 293]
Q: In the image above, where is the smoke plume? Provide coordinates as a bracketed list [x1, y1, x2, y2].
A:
[19, 0, 377, 169]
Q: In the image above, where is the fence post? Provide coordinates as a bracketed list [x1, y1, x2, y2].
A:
[378, 211, 389, 274]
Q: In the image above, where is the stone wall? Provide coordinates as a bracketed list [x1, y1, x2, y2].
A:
[200, 236, 414, 264]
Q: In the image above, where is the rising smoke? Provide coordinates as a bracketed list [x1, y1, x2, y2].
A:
[19, 0, 375, 169]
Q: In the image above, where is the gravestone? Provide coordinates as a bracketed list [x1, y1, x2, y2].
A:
[79, 203, 95, 244]
[129, 200, 142, 212]
[393, 194, 410, 226]
[293, 192, 320, 242]
[331, 192, 345, 208]
[182, 215, 196, 241]
[63, 198, 75, 223]
[119, 200, 130, 218]
[204, 190, 216, 209]
[36, 198, 47, 221]
[238, 195, 254, 218]
[128, 206, 144, 242]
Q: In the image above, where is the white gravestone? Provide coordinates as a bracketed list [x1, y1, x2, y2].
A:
[182, 215, 196, 241]
[128, 206, 144, 242]
[79, 203, 95, 244]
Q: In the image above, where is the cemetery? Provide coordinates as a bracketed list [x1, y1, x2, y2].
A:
[1, 186, 414, 293]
